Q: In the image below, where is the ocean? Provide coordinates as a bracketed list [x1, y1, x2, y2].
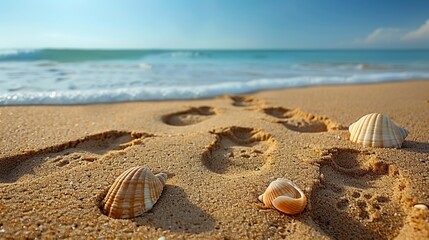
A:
[0, 49, 428, 105]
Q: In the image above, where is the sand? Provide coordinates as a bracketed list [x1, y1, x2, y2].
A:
[0, 80, 428, 239]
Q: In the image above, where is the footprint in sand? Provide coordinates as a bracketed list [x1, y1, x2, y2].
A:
[162, 106, 218, 126]
[0, 131, 146, 183]
[311, 148, 408, 240]
[227, 95, 266, 108]
[263, 106, 343, 133]
[202, 126, 276, 175]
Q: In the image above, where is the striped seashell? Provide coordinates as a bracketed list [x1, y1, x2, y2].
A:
[258, 178, 307, 215]
[349, 113, 408, 148]
[102, 166, 167, 219]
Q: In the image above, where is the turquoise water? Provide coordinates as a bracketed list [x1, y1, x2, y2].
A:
[0, 49, 428, 104]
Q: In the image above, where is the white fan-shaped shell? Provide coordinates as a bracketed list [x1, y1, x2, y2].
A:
[258, 178, 307, 215]
[102, 166, 167, 219]
[349, 113, 408, 148]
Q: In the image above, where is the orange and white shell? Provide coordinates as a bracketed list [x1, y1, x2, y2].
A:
[102, 166, 167, 219]
[258, 178, 307, 215]
[349, 113, 408, 148]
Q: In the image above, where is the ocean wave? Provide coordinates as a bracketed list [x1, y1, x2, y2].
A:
[0, 49, 208, 62]
[0, 49, 166, 62]
[169, 51, 202, 58]
[293, 63, 395, 71]
[0, 49, 40, 60]
[1, 50, 429, 104]
[1, 72, 428, 105]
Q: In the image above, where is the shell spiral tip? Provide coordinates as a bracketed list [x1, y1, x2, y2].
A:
[258, 178, 307, 215]
[156, 172, 168, 186]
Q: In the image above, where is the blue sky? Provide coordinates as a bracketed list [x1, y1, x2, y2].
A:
[1, 0, 428, 49]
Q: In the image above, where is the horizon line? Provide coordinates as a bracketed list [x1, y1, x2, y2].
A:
[3, 47, 429, 51]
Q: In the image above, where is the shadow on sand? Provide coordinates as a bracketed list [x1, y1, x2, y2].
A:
[401, 140, 429, 154]
[133, 185, 215, 234]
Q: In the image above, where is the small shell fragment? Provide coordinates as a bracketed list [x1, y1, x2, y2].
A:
[258, 178, 307, 215]
[413, 204, 428, 210]
[102, 166, 167, 219]
[349, 113, 408, 148]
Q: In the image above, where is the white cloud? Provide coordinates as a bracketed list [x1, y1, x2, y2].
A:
[402, 18, 429, 41]
[355, 18, 429, 47]
[361, 28, 403, 44]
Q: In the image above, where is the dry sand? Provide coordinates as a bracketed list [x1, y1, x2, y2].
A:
[0, 80, 428, 239]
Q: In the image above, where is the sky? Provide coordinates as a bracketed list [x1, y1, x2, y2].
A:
[0, 0, 429, 49]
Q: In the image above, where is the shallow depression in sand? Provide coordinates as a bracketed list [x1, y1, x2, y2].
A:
[263, 106, 342, 133]
[228, 95, 266, 108]
[310, 148, 408, 240]
[0, 131, 142, 183]
[201, 126, 276, 175]
[162, 106, 218, 126]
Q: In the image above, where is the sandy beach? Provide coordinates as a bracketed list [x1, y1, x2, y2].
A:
[0, 80, 428, 239]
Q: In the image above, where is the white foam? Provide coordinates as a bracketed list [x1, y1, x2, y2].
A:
[0, 49, 38, 58]
[139, 63, 152, 70]
[1, 72, 428, 105]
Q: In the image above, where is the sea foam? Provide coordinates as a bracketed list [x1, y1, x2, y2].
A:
[1, 49, 429, 105]
[1, 72, 429, 105]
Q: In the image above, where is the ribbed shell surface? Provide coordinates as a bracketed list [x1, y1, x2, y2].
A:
[259, 178, 307, 215]
[349, 113, 408, 148]
[102, 166, 167, 219]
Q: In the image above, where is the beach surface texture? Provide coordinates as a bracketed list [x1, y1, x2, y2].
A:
[0, 80, 428, 239]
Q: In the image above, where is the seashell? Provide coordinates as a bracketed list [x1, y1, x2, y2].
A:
[258, 178, 307, 215]
[349, 113, 408, 148]
[413, 204, 428, 210]
[102, 166, 167, 219]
